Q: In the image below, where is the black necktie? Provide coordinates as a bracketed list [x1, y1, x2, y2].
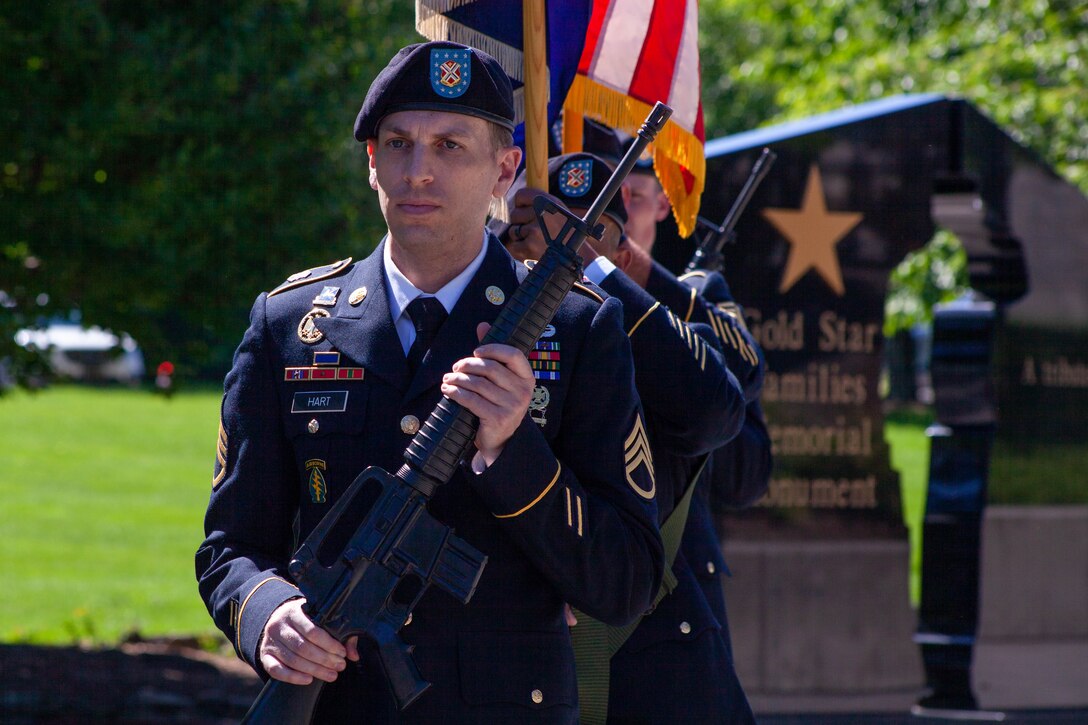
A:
[405, 296, 448, 374]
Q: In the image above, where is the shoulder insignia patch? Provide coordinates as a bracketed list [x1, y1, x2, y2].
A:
[624, 414, 656, 500]
[305, 459, 328, 503]
[572, 282, 605, 305]
[268, 258, 353, 298]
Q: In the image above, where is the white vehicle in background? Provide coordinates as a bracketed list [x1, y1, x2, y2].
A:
[14, 319, 145, 384]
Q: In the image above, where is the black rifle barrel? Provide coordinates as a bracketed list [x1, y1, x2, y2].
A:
[685, 146, 776, 274]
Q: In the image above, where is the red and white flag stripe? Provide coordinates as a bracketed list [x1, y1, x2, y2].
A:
[568, 0, 705, 236]
[581, 0, 701, 134]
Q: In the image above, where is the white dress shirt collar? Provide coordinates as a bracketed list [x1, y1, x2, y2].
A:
[383, 232, 489, 353]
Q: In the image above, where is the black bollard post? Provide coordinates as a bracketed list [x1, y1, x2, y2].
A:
[913, 293, 1004, 719]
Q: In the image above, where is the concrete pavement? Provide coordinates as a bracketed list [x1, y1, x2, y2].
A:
[749, 638, 1088, 723]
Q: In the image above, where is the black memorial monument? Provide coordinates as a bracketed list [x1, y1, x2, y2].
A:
[659, 94, 1088, 697]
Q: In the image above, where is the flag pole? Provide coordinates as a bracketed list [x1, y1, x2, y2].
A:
[562, 96, 584, 154]
[523, 0, 548, 188]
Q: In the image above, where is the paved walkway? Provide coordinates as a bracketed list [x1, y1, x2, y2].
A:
[759, 709, 1088, 724]
[750, 639, 1088, 723]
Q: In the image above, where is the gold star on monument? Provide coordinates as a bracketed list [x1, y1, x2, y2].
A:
[762, 165, 863, 296]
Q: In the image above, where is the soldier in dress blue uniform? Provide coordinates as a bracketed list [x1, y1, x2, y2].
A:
[649, 266, 772, 664]
[620, 150, 773, 665]
[195, 42, 665, 724]
[502, 152, 763, 723]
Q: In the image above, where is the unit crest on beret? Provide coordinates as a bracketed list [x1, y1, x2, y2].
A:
[268, 258, 353, 297]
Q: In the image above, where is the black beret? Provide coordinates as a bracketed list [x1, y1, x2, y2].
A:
[546, 153, 627, 227]
[581, 119, 624, 167]
[354, 41, 515, 142]
[582, 121, 655, 176]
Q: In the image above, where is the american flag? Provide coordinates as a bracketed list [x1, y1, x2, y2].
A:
[566, 0, 705, 237]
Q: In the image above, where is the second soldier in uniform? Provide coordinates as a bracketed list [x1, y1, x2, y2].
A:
[504, 151, 763, 723]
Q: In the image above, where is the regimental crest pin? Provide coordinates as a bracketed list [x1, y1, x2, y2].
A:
[298, 308, 331, 344]
[305, 459, 327, 503]
[313, 286, 340, 307]
[431, 48, 471, 98]
[485, 285, 505, 305]
[559, 159, 592, 197]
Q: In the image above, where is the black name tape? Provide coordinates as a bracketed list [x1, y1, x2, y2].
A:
[291, 390, 349, 414]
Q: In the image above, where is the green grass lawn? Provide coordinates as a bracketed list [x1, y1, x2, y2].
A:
[0, 385, 935, 645]
[884, 408, 932, 605]
[1, 384, 223, 644]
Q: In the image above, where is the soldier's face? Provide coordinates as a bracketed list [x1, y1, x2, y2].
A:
[368, 110, 520, 256]
[622, 174, 669, 251]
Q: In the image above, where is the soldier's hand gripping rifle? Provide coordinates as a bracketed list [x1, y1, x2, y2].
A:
[240, 101, 674, 725]
[685, 147, 776, 275]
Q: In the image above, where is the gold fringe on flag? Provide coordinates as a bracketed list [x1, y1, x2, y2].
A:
[563, 74, 705, 239]
[416, 6, 526, 83]
[417, 0, 478, 12]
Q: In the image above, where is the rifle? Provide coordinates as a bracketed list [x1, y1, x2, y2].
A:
[684, 147, 776, 275]
[240, 101, 674, 724]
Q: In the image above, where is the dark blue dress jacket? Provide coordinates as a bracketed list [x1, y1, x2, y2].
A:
[647, 264, 772, 667]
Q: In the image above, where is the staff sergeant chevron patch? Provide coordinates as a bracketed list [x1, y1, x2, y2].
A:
[624, 414, 656, 500]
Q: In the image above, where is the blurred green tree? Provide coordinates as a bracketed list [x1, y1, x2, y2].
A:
[884, 230, 969, 336]
[1, 1, 416, 380]
[700, 0, 1087, 193]
[699, 0, 1085, 339]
